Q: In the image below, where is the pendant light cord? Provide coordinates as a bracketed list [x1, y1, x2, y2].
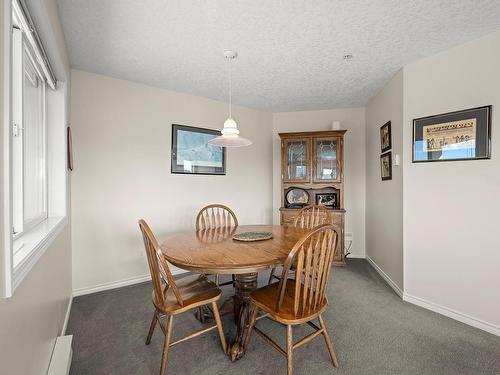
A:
[228, 57, 232, 118]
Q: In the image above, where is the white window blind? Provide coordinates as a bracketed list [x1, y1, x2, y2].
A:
[22, 45, 47, 230]
[12, 27, 48, 239]
[12, 0, 56, 89]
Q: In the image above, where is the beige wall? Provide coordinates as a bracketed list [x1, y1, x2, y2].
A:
[403, 30, 500, 332]
[70, 69, 273, 293]
[0, 1, 72, 374]
[365, 70, 404, 291]
[0, 227, 71, 374]
[272, 108, 366, 257]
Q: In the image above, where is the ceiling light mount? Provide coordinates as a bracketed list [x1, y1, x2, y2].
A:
[343, 54, 353, 61]
[224, 50, 238, 59]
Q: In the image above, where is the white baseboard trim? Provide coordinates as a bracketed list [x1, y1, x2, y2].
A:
[403, 293, 500, 337]
[346, 254, 366, 259]
[366, 256, 403, 297]
[72, 268, 188, 297]
[72, 274, 151, 297]
[61, 296, 73, 336]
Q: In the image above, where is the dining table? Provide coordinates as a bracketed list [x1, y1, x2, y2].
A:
[160, 224, 308, 361]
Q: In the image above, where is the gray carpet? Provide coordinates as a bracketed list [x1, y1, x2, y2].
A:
[67, 259, 500, 375]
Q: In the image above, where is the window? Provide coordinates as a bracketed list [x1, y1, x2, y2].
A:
[12, 27, 48, 240]
[2, 0, 67, 297]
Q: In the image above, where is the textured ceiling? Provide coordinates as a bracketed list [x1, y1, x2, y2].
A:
[57, 0, 500, 112]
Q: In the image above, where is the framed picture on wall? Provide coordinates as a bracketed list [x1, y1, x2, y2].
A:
[380, 152, 392, 181]
[380, 121, 392, 153]
[171, 124, 226, 175]
[412, 105, 492, 162]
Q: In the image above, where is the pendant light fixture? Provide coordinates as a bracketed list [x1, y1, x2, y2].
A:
[208, 51, 252, 147]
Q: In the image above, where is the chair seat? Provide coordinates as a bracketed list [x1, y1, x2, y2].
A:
[250, 280, 328, 324]
[153, 274, 221, 315]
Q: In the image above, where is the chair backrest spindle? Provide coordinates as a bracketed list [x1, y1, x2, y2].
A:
[276, 224, 339, 318]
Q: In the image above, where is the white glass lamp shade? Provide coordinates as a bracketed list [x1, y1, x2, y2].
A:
[208, 117, 252, 147]
[221, 117, 239, 135]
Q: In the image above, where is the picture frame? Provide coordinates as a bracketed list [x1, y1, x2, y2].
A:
[171, 124, 226, 175]
[380, 121, 392, 153]
[315, 192, 338, 209]
[380, 152, 392, 181]
[67, 126, 73, 171]
[412, 105, 491, 163]
[285, 187, 310, 208]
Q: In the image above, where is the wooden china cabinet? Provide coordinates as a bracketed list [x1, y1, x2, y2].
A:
[279, 130, 346, 265]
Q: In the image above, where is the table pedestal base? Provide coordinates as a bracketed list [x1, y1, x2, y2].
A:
[228, 272, 258, 361]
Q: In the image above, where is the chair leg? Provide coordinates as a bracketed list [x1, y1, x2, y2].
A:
[159, 315, 174, 375]
[318, 314, 339, 368]
[197, 306, 206, 323]
[211, 301, 227, 354]
[146, 310, 158, 345]
[268, 268, 276, 285]
[231, 274, 236, 286]
[215, 274, 220, 286]
[286, 325, 293, 375]
[243, 304, 258, 348]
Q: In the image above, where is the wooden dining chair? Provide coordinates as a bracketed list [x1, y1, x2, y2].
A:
[244, 224, 340, 375]
[196, 204, 238, 231]
[293, 204, 332, 230]
[139, 220, 227, 375]
[268, 204, 332, 284]
[196, 204, 238, 287]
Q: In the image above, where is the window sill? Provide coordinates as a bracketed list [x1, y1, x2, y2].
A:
[12, 216, 67, 290]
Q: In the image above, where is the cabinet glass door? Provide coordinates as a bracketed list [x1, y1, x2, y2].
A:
[313, 137, 340, 182]
[283, 138, 310, 182]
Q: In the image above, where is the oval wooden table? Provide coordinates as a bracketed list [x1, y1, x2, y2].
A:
[161, 224, 308, 361]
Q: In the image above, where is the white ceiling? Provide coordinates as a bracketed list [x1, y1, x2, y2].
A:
[57, 0, 500, 112]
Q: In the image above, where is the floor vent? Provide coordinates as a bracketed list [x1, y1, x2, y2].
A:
[47, 335, 73, 375]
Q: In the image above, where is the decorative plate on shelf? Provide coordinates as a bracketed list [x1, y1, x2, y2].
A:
[285, 188, 309, 207]
[233, 231, 273, 242]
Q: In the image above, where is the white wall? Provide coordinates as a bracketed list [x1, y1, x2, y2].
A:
[272, 108, 366, 258]
[365, 70, 404, 292]
[70, 70, 273, 293]
[403, 30, 500, 334]
[0, 1, 72, 374]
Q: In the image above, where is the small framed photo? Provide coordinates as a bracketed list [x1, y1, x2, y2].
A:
[380, 121, 392, 153]
[413, 106, 491, 163]
[171, 124, 226, 175]
[315, 192, 338, 209]
[380, 152, 392, 181]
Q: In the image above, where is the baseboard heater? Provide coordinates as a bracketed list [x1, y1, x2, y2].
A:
[47, 335, 72, 375]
